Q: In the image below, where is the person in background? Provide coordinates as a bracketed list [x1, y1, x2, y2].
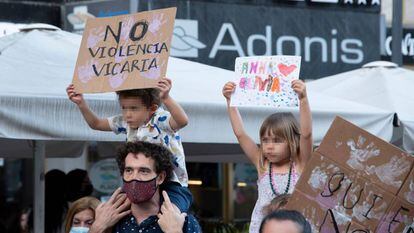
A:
[8, 207, 32, 233]
[64, 196, 100, 233]
[259, 210, 311, 233]
[261, 194, 291, 216]
[66, 169, 94, 203]
[45, 169, 68, 233]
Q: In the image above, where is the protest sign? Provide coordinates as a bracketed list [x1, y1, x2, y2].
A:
[317, 117, 413, 195]
[286, 117, 414, 232]
[399, 168, 414, 205]
[376, 197, 414, 233]
[230, 56, 301, 108]
[72, 7, 176, 93]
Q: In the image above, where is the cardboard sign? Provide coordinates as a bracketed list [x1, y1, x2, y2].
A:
[288, 190, 371, 233]
[399, 168, 414, 205]
[72, 7, 177, 93]
[230, 56, 301, 107]
[317, 117, 413, 195]
[376, 198, 414, 233]
[286, 117, 414, 232]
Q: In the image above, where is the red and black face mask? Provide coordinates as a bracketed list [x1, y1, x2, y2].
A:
[122, 176, 158, 204]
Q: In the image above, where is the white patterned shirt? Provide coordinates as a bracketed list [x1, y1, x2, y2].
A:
[107, 108, 188, 187]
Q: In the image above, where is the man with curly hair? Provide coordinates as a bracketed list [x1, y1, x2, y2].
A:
[90, 141, 201, 233]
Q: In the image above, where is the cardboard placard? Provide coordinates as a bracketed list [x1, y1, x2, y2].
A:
[230, 56, 301, 107]
[72, 7, 177, 93]
[398, 168, 414, 205]
[317, 117, 413, 195]
[288, 190, 371, 233]
[376, 197, 414, 233]
[289, 152, 394, 232]
[286, 116, 414, 232]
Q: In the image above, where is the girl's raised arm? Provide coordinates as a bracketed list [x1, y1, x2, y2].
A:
[292, 80, 313, 169]
[223, 82, 261, 167]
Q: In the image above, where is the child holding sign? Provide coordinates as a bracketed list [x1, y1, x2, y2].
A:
[66, 77, 192, 212]
[222, 79, 312, 233]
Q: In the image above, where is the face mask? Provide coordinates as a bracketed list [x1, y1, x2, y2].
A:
[122, 176, 158, 204]
[69, 227, 90, 233]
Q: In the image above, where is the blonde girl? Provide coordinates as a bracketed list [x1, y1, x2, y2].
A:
[222, 79, 312, 233]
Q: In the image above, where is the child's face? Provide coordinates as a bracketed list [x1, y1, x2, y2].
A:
[261, 219, 301, 233]
[119, 97, 156, 129]
[261, 131, 290, 163]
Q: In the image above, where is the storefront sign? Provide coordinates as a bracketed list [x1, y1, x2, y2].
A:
[61, 0, 131, 34]
[382, 28, 414, 65]
[89, 158, 122, 194]
[144, 1, 380, 79]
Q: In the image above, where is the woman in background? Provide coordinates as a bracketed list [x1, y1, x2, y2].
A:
[64, 196, 100, 233]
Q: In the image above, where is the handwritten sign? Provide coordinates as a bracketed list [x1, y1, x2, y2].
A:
[377, 198, 414, 233]
[286, 117, 414, 232]
[72, 7, 176, 93]
[230, 56, 301, 107]
[398, 168, 414, 205]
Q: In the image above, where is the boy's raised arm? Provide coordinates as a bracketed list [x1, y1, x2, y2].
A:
[66, 84, 111, 131]
[157, 78, 189, 131]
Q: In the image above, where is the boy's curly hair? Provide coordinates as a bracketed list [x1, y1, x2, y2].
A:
[116, 88, 161, 108]
[116, 141, 173, 182]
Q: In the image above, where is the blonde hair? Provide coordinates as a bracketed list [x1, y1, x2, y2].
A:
[64, 196, 100, 233]
[259, 113, 300, 172]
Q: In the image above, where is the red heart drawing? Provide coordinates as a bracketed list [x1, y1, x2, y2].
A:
[278, 63, 297, 77]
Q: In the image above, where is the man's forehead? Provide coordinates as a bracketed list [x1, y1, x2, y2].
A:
[125, 152, 154, 167]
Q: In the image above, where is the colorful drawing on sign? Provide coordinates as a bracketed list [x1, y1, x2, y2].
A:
[230, 56, 301, 107]
[72, 7, 177, 93]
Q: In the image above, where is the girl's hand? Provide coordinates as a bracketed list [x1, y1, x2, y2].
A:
[222, 82, 236, 101]
[157, 77, 172, 101]
[66, 84, 85, 106]
[291, 79, 307, 100]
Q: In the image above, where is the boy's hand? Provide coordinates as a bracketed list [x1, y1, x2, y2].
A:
[66, 84, 85, 106]
[291, 79, 307, 100]
[222, 82, 236, 101]
[157, 77, 172, 101]
[158, 191, 186, 233]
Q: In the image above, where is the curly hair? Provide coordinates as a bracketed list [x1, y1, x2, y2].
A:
[116, 88, 160, 108]
[116, 141, 173, 182]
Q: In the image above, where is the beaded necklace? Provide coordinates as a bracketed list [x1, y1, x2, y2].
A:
[269, 161, 292, 195]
